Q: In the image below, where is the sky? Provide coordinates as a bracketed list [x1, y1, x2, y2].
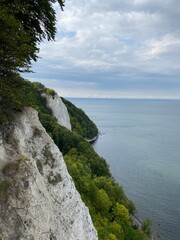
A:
[25, 0, 180, 99]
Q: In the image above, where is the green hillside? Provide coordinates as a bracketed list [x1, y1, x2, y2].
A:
[62, 97, 98, 140]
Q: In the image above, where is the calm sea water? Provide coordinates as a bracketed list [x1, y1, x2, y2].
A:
[69, 98, 180, 240]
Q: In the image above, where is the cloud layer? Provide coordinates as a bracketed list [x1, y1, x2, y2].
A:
[26, 0, 180, 98]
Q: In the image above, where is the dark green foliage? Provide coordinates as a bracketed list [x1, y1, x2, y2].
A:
[44, 88, 56, 97]
[0, 77, 51, 125]
[62, 97, 98, 139]
[0, 76, 24, 124]
[123, 225, 147, 240]
[31, 82, 56, 97]
[141, 218, 152, 238]
[0, 4, 37, 76]
[32, 82, 45, 91]
[0, 0, 64, 76]
[52, 125, 82, 154]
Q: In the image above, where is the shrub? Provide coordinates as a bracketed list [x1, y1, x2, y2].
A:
[141, 218, 152, 237]
[44, 88, 56, 97]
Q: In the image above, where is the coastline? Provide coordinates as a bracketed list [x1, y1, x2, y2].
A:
[132, 213, 160, 240]
[86, 134, 99, 143]
[91, 134, 160, 240]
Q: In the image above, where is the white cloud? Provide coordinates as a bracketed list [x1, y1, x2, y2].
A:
[27, 0, 180, 99]
[142, 35, 180, 58]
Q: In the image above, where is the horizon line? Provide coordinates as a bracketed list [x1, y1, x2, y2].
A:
[65, 96, 180, 101]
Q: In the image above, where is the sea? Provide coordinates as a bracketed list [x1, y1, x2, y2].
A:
[68, 98, 180, 240]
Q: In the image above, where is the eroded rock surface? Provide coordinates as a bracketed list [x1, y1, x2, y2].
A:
[44, 94, 71, 130]
[0, 108, 97, 240]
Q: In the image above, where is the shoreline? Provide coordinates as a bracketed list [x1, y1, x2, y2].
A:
[86, 134, 99, 143]
[91, 134, 161, 240]
[132, 214, 160, 240]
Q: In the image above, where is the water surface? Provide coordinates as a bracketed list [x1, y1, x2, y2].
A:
[69, 98, 180, 240]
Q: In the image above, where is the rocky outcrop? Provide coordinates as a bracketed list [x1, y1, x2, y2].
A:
[0, 108, 97, 240]
[44, 94, 71, 130]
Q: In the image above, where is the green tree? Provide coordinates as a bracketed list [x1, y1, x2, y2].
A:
[105, 233, 117, 240]
[141, 218, 152, 238]
[0, 9, 37, 76]
[0, 0, 64, 76]
[94, 189, 111, 216]
[113, 203, 130, 225]
[107, 222, 124, 240]
[62, 97, 98, 139]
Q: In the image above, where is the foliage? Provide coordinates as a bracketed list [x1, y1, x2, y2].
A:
[113, 203, 131, 225]
[0, 0, 64, 76]
[141, 218, 152, 238]
[64, 148, 147, 240]
[44, 88, 56, 97]
[32, 82, 46, 93]
[0, 5, 37, 76]
[0, 75, 24, 124]
[0, 77, 50, 124]
[62, 98, 98, 139]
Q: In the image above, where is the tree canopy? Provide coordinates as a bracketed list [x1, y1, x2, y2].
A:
[62, 97, 98, 139]
[0, 0, 64, 76]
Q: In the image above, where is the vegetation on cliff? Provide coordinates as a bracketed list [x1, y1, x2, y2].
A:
[0, 0, 64, 76]
[1, 78, 148, 239]
[62, 97, 98, 139]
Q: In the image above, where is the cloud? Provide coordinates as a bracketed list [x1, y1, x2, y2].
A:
[25, 0, 180, 99]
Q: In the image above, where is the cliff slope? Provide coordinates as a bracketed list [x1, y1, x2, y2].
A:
[0, 107, 97, 240]
[44, 94, 72, 131]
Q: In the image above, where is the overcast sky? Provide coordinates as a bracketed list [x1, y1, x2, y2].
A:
[26, 0, 180, 99]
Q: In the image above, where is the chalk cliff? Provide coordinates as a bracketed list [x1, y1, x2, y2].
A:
[0, 108, 98, 240]
[44, 94, 71, 130]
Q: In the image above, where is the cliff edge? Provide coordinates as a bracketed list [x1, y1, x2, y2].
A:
[0, 107, 97, 240]
[44, 93, 72, 131]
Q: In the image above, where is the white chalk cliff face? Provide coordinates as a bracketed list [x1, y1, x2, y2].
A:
[0, 108, 98, 240]
[44, 94, 71, 130]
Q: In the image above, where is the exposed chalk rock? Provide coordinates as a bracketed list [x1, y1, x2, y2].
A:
[0, 108, 98, 240]
[44, 93, 71, 130]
